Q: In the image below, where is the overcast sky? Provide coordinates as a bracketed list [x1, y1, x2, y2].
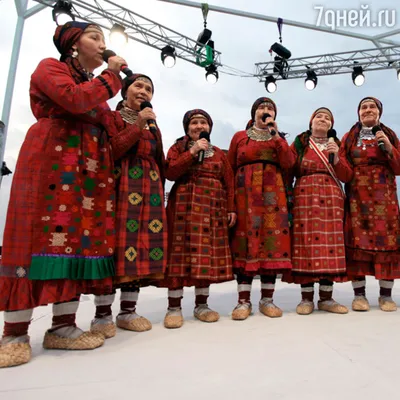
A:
[0, 0, 399, 244]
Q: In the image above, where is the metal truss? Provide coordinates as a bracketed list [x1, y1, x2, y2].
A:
[255, 45, 400, 81]
[33, 0, 222, 67]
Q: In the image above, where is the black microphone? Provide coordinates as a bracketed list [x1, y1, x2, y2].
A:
[261, 113, 276, 136]
[327, 128, 337, 165]
[198, 131, 210, 164]
[102, 49, 133, 77]
[140, 101, 157, 134]
[372, 125, 387, 153]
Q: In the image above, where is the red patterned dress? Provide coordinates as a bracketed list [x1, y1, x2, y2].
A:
[0, 58, 121, 311]
[227, 130, 294, 276]
[284, 140, 347, 283]
[162, 137, 235, 287]
[339, 126, 400, 279]
[108, 112, 167, 285]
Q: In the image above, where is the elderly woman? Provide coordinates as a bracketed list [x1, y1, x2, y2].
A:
[0, 22, 126, 367]
[227, 97, 294, 320]
[283, 108, 348, 315]
[90, 74, 167, 337]
[161, 109, 236, 329]
[338, 97, 400, 312]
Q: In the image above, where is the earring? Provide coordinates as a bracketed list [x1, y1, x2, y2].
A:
[72, 49, 78, 58]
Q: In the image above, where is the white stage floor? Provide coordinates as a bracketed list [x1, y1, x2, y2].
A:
[0, 277, 398, 400]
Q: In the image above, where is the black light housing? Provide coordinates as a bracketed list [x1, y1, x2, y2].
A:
[205, 64, 218, 84]
[265, 75, 277, 93]
[52, 0, 74, 26]
[161, 45, 176, 68]
[197, 28, 212, 45]
[352, 65, 365, 86]
[305, 69, 318, 90]
[397, 68, 400, 80]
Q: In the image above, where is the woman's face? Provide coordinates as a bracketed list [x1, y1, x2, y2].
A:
[126, 79, 154, 111]
[359, 101, 379, 127]
[187, 117, 210, 141]
[311, 112, 332, 135]
[254, 102, 276, 128]
[73, 26, 106, 71]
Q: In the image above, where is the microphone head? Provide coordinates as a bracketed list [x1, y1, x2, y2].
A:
[140, 101, 153, 110]
[102, 49, 117, 63]
[327, 129, 337, 139]
[262, 113, 272, 122]
[199, 131, 210, 141]
[372, 125, 381, 135]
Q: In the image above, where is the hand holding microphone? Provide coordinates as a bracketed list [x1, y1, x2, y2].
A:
[189, 131, 210, 164]
[138, 101, 157, 134]
[372, 125, 392, 155]
[262, 113, 278, 137]
[102, 49, 132, 77]
[327, 129, 339, 165]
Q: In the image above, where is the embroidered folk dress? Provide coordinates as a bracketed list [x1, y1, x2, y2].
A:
[108, 109, 167, 286]
[227, 128, 294, 276]
[162, 138, 235, 287]
[338, 127, 400, 279]
[0, 58, 122, 311]
[284, 139, 347, 283]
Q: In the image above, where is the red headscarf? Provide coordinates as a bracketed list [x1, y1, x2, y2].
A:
[309, 107, 334, 129]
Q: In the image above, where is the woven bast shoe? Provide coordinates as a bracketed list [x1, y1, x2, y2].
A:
[43, 331, 105, 350]
[352, 296, 370, 312]
[296, 300, 315, 315]
[318, 299, 348, 314]
[231, 303, 252, 320]
[193, 305, 220, 323]
[116, 315, 152, 332]
[164, 308, 184, 329]
[0, 342, 32, 368]
[259, 300, 283, 318]
[90, 321, 117, 339]
[379, 296, 397, 312]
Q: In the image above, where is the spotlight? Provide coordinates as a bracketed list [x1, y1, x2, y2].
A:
[352, 65, 365, 86]
[265, 75, 277, 93]
[305, 69, 318, 90]
[52, 0, 74, 26]
[205, 64, 218, 84]
[110, 24, 128, 50]
[270, 42, 292, 60]
[161, 45, 176, 68]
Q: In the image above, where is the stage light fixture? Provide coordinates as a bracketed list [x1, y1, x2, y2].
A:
[305, 69, 318, 90]
[265, 75, 277, 93]
[161, 45, 176, 68]
[52, 0, 74, 26]
[205, 64, 218, 84]
[352, 65, 365, 86]
[110, 24, 128, 49]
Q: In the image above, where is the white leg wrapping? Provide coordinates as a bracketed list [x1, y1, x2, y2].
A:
[94, 294, 115, 306]
[352, 280, 366, 289]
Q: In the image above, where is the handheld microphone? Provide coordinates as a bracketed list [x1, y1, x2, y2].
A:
[198, 131, 210, 164]
[372, 125, 387, 153]
[261, 113, 276, 136]
[140, 102, 157, 134]
[102, 49, 133, 77]
[327, 128, 337, 165]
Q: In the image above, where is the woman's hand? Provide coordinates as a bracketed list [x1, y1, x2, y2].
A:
[228, 212, 237, 228]
[135, 108, 157, 131]
[326, 141, 340, 165]
[375, 130, 393, 155]
[107, 55, 128, 76]
[190, 139, 209, 156]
